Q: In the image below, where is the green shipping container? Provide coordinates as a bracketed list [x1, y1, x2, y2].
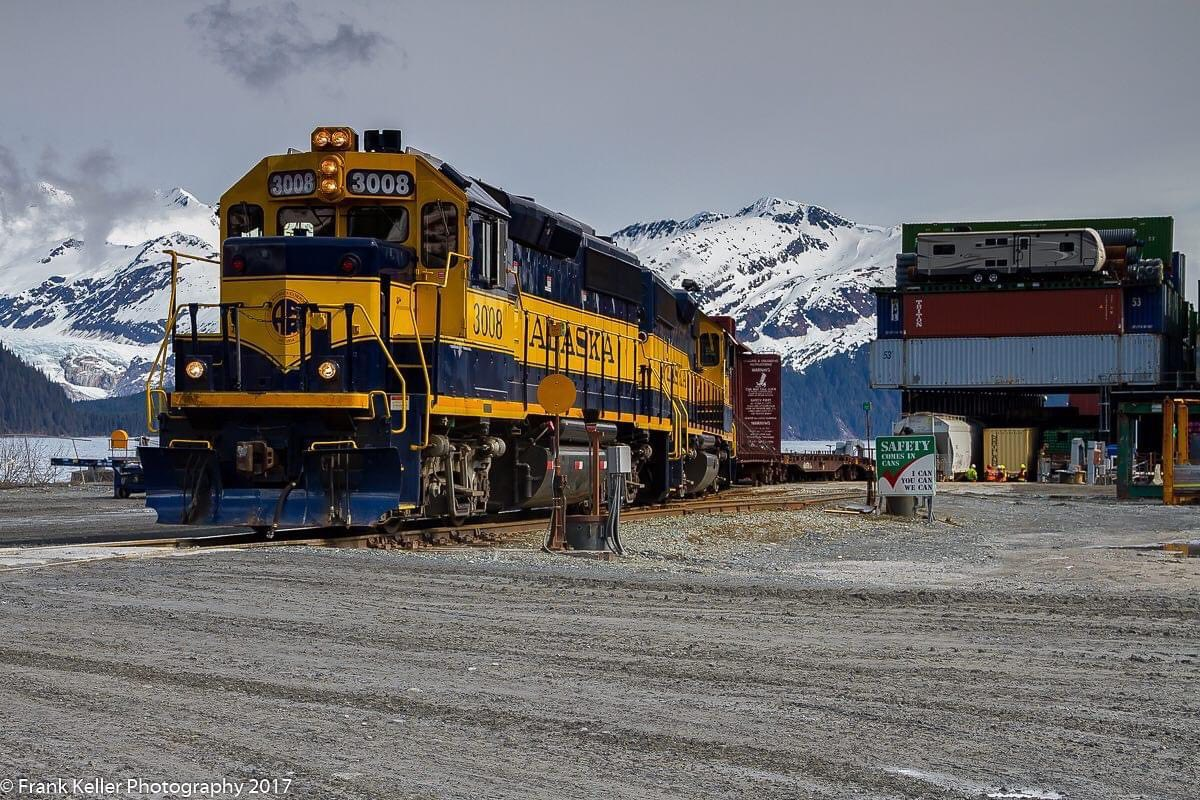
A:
[902, 216, 1174, 264]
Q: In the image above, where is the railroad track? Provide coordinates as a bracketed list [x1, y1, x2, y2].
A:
[99, 488, 865, 553]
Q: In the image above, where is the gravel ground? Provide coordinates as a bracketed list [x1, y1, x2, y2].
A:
[0, 482, 1197, 799]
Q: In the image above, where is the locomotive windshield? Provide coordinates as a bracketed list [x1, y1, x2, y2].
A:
[347, 206, 410, 243]
[278, 206, 335, 237]
[227, 203, 263, 237]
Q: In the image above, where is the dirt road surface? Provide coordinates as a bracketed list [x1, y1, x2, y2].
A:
[0, 483, 1197, 799]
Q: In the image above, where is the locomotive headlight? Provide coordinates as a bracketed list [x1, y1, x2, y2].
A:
[184, 359, 207, 380]
[316, 360, 339, 381]
[311, 126, 358, 151]
[316, 154, 343, 200]
[318, 177, 341, 199]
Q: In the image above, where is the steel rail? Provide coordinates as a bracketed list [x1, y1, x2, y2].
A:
[92, 489, 863, 552]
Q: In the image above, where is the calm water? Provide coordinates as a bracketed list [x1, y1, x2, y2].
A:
[3, 435, 120, 482]
[785, 439, 868, 455]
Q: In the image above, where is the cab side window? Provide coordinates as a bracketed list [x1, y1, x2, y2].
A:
[422, 202, 459, 269]
[699, 333, 721, 367]
[471, 218, 509, 288]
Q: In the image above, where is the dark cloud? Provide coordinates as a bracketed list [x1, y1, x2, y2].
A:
[0, 144, 150, 263]
[187, 0, 391, 89]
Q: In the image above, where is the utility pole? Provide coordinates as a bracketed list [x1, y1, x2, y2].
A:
[863, 401, 876, 506]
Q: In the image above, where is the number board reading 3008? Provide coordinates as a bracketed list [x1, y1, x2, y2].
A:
[268, 170, 317, 197]
[348, 170, 415, 197]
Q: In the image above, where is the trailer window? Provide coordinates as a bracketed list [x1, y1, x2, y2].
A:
[932, 244, 955, 255]
[278, 207, 335, 237]
[227, 203, 263, 237]
[997, 237, 1008, 245]
[985, 238, 996, 246]
[348, 206, 409, 243]
[422, 202, 459, 269]
[1059, 241, 1075, 253]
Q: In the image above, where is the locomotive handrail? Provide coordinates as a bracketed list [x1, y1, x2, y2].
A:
[145, 249, 221, 433]
[332, 302, 409, 433]
[669, 396, 689, 458]
[150, 295, 410, 434]
[408, 251, 470, 449]
[354, 390, 400, 433]
[307, 440, 359, 450]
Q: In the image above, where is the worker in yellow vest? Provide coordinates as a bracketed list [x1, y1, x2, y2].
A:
[965, 464, 978, 482]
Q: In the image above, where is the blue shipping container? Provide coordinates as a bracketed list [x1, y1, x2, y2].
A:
[1123, 285, 1167, 333]
[876, 293, 904, 338]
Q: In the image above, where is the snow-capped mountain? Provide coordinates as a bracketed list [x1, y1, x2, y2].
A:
[0, 186, 898, 435]
[613, 197, 899, 371]
[0, 185, 219, 399]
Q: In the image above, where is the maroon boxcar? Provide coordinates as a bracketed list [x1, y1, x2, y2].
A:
[732, 350, 871, 483]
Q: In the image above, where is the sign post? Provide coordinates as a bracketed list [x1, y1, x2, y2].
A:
[863, 401, 874, 506]
[875, 434, 937, 521]
[537, 373, 576, 551]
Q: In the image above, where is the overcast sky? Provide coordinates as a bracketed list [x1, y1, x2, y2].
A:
[3, 0, 1199, 262]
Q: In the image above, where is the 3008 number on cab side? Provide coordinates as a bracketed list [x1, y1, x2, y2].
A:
[348, 169, 414, 197]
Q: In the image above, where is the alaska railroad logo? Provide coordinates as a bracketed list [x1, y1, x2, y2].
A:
[268, 289, 308, 340]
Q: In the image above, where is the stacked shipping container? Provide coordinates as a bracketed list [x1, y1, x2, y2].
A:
[871, 334, 1164, 388]
[902, 288, 1122, 338]
[871, 216, 1195, 396]
[876, 283, 1185, 340]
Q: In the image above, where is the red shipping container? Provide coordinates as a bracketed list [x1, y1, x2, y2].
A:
[1069, 393, 1100, 416]
[735, 352, 782, 456]
[903, 288, 1123, 338]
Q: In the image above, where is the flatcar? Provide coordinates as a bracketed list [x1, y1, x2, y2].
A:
[139, 127, 740, 531]
[909, 228, 1106, 284]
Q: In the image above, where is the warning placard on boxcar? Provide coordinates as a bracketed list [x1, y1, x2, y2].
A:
[736, 354, 781, 455]
[875, 435, 937, 497]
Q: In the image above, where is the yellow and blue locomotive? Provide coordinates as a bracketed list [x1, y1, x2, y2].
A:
[140, 127, 736, 530]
